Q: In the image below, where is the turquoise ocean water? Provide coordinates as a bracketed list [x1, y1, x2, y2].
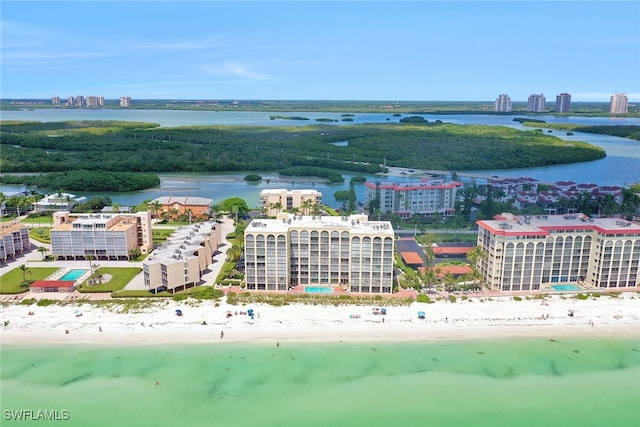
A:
[2, 338, 639, 427]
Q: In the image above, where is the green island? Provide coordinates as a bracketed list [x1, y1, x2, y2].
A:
[0, 119, 609, 191]
[518, 122, 640, 142]
[269, 115, 309, 120]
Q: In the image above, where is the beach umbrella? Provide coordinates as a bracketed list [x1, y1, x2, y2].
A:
[417, 311, 426, 319]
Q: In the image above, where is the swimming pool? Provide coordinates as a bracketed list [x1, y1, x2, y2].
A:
[551, 284, 582, 291]
[305, 287, 334, 294]
[59, 269, 88, 281]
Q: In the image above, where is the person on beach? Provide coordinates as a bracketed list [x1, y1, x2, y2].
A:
[220, 331, 224, 339]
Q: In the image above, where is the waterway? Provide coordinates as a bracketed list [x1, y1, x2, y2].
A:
[1, 109, 638, 207]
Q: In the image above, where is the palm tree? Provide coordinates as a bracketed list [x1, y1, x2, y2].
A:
[268, 202, 282, 217]
[19, 264, 29, 283]
[86, 255, 96, 280]
[302, 198, 314, 215]
[466, 245, 487, 268]
[150, 200, 162, 218]
[470, 268, 483, 291]
[421, 267, 439, 293]
[444, 272, 457, 292]
[37, 246, 49, 260]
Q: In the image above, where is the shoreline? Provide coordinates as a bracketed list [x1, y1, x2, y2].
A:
[2, 293, 639, 346]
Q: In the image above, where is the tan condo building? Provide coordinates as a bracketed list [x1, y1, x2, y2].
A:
[260, 189, 322, 216]
[244, 214, 395, 293]
[50, 211, 153, 260]
[0, 220, 30, 262]
[476, 213, 640, 292]
[143, 221, 222, 293]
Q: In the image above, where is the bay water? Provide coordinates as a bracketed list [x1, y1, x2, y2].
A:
[2, 337, 639, 426]
[1, 110, 639, 208]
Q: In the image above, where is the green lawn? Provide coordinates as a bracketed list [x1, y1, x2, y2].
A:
[19, 216, 54, 225]
[29, 227, 51, 244]
[77, 267, 141, 293]
[418, 232, 478, 243]
[0, 267, 58, 294]
[152, 228, 174, 245]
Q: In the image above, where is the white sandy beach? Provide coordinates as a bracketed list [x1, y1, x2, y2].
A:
[1, 293, 639, 346]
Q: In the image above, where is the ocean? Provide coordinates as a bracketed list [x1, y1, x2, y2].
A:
[2, 337, 639, 426]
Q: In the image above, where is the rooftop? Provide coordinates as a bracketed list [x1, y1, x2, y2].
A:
[478, 213, 640, 236]
[247, 214, 394, 235]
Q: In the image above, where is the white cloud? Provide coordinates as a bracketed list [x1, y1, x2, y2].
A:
[131, 38, 231, 52]
[201, 62, 269, 81]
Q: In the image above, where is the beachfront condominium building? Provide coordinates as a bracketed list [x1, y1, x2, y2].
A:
[50, 211, 153, 260]
[244, 214, 395, 293]
[364, 179, 463, 218]
[527, 94, 546, 112]
[609, 93, 628, 114]
[52, 96, 60, 106]
[120, 96, 132, 107]
[555, 93, 571, 113]
[476, 213, 640, 292]
[260, 189, 322, 216]
[0, 220, 30, 262]
[495, 94, 512, 112]
[143, 221, 222, 293]
[149, 196, 214, 221]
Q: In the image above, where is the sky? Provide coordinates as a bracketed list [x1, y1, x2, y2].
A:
[1, 1, 639, 102]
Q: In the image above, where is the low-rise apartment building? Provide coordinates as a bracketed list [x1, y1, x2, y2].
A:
[143, 221, 222, 293]
[34, 193, 87, 212]
[476, 213, 640, 291]
[364, 179, 462, 218]
[0, 220, 30, 262]
[260, 189, 322, 215]
[50, 211, 153, 260]
[244, 214, 395, 293]
[149, 196, 213, 221]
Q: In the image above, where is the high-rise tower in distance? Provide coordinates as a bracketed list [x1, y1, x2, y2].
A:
[495, 94, 512, 112]
[555, 93, 571, 113]
[527, 94, 546, 112]
[609, 93, 628, 114]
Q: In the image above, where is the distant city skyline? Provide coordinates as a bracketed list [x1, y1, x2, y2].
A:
[2, 1, 639, 102]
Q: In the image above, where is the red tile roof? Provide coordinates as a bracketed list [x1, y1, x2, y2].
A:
[422, 265, 473, 277]
[30, 280, 76, 288]
[400, 251, 423, 265]
[432, 246, 473, 255]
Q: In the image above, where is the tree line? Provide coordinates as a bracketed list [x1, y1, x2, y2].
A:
[1, 120, 606, 177]
[1, 170, 160, 192]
